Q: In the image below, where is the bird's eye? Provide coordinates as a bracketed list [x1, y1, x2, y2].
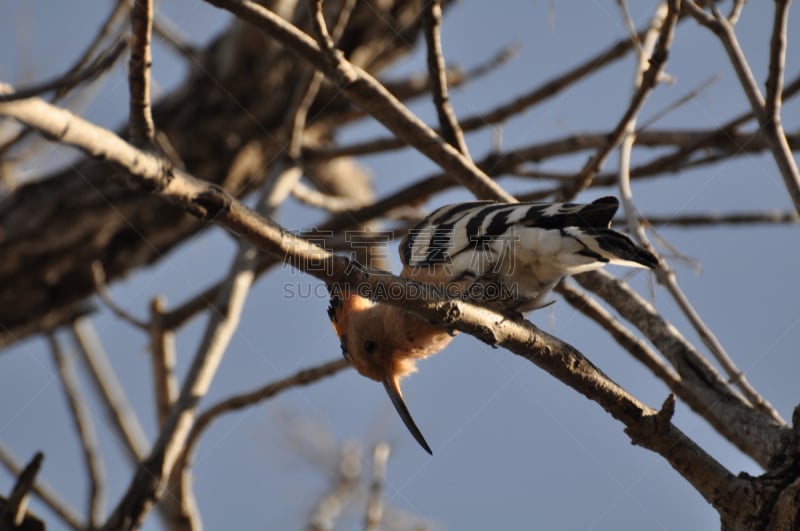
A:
[363, 340, 377, 353]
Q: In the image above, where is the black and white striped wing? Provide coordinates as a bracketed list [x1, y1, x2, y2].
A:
[399, 196, 657, 280]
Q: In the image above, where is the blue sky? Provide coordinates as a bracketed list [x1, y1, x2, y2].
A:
[1, 2, 799, 530]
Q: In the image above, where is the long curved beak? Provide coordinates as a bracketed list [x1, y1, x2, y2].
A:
[383, 377, 432, 455]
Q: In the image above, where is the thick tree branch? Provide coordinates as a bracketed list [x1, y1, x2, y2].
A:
[574, 269, 788, 467]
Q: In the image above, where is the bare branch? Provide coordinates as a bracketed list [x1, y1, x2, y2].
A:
[364, 442, 390, 531]
[291, 181, 367, 212]
[69, 319, 150, 464]
[203, 0, 505, 202]
[0, 40, 127, 104]
[1, 452, 43, 528]
[149, 297, 178, 429]
[173, 359, 348, 487]
[686, 0, 800, 213]
[47, 333, 106, 529]
[574, 269, 787, 467]
[422, 0, 470, 156]
[555, 281, 682, 390]
[629, 210, 800, 227]
[128, 0, 156, 145]
[91, 261, 148, 330]
[307, 28, 640, 162]
[0, 443, 84, 531]
[0, 0, 128, 159]
[309, 442, 362, 531]
[562, 0, 680, 199]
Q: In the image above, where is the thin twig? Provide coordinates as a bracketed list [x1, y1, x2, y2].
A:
[309, 442, 362, 531]
[92, 261, 149, 330]
[616, 0, 641, 48]
[662, 265, 782, 423]
[364, 442, 390, 531]
[764, 0, 800, 211]
[47, 333, 106, 529]
[151, 11, 202, 64]
[149, 296, 178, 429]
[422, 0, 470, 156]
[306, 29, 640, 162]
[173, 359, 349, 487]
[619, 1, 668, 236]
[0, 443, 85, 531]
[0, 0, 128, 157]
[728, 0, 745, 25]
[638, 74, 719, 132]
[685, 1, 800, 213]
[555, 281, 682, 390]
[0, 40, 128, 103]
[291, 181, 367, 212]
[627, 210, 800, 227]
[69, 318, 150, 464]
[128, 0, 156, 145]
[562, 0, 680, 199]
[2, 452, 43, 528]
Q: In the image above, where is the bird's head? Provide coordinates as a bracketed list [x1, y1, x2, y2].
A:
[327, 290, 433, 454]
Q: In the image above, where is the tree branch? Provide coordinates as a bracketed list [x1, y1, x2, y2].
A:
[574, 269, 788, 467]
[0, 444, 84, 531]
[47, 333, 106, 529]
[422, 0, 470, 156]
[1, 452, 43, 529]
[685, 0, 800, 213]
[128, 0, 156, 146]
[148, 297, 178, 429]
[69, 319, 150, 464]
[306, 27, 640, 162]
[170, 358, 348, 497]
[561, 0, 680, 199]
[364, 442, 390, 531]
[215, 0, 512, 202]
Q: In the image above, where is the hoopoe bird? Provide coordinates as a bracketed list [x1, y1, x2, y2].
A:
[328, 196, 658, 454]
